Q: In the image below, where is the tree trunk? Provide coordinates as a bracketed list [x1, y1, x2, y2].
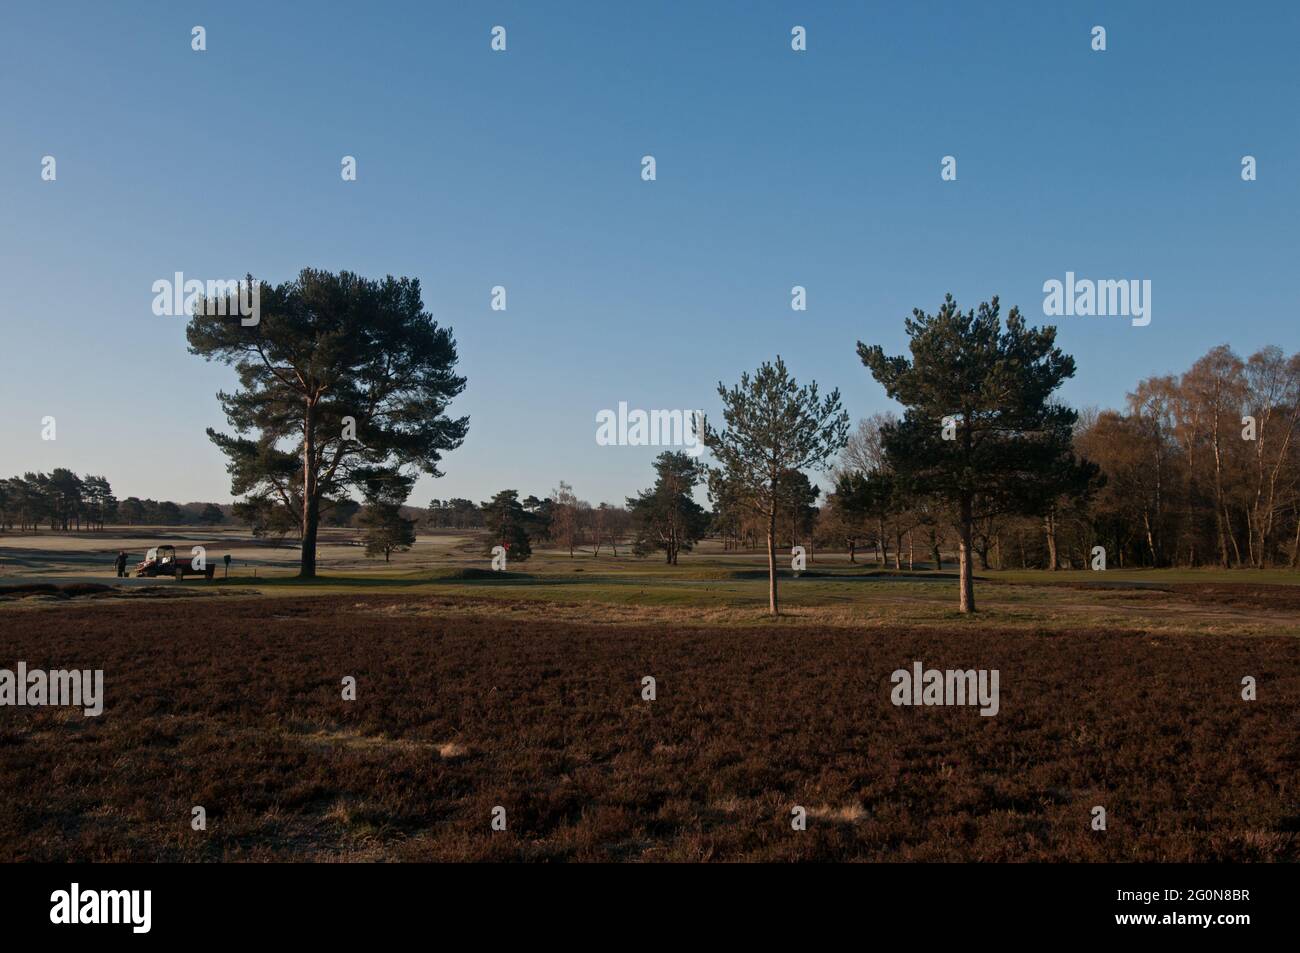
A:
[299, 399, 319, 578]
[767, 507, 779, 615]
[1211, 416, 1229, 567]
[300, 496, 319, 577]
[1142, 511, 1158, 567]
[958, 497, 976, 613]
[1044, 512, 1058, 571]
[1225, 506, 1243, 566]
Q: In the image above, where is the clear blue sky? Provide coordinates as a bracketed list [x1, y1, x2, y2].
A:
[3, 1, 1297, 507]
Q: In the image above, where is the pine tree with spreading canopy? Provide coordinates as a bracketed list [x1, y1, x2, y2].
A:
[187, 269, 468, 578]
[858, 294, 1098, 612]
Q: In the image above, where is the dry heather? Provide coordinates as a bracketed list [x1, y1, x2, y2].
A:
[0, 594, 1296, 861]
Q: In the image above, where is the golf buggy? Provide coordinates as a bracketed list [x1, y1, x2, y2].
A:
[134, 545, 216, 581]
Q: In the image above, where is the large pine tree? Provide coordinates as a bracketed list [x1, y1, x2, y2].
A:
[187, 269, 468, 578]
[859, 294, 1098, 612]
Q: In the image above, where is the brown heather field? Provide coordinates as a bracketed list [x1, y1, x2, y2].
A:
[1, 589, 1297, 862]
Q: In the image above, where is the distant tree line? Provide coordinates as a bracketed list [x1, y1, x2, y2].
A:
[472, 486, 636, 562]
[425, 498, 485, 529]
[0, 470, 116, 531]
[0, 471, 236, 533]
[1055, 343, 1300, 570]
